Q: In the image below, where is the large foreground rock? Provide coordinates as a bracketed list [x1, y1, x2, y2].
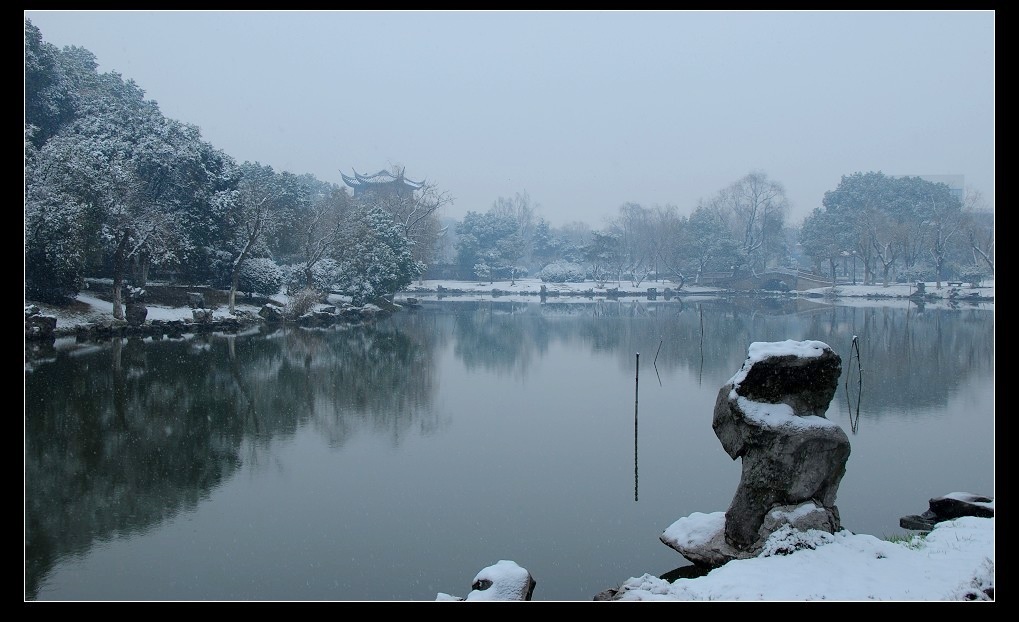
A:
[662, 340, 850, 566]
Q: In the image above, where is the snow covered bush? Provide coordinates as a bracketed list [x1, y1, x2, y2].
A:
[238, 257, 285, 296]
[895, 262, 937, 284]
[538, 261, 586, 283]
[959, 264, 991, 287]
[474, 262, 491, 282]
[285, 258, 340, 293]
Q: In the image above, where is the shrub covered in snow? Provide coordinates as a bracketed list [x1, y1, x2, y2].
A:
[895, 262, 937, 284]
[538, 261, 586, 283]
[238, 257, 285, 295]
[959, 264, 991, 287]
[285, 259, 340, 293]
[474, 262, 491, 282]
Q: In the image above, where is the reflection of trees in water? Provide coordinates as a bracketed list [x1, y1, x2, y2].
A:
[267, 325, 441, 447]
[658, 303, 991, 409]
[810, 306, 995, 410]
[24, 302, 990, 599]
[25, 336, 246, 600]
[449, 301, 549, 377]
[24, 323, 439, 600]
[422, 300, 993, 414]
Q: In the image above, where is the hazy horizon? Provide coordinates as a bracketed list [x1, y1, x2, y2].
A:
[24, 10, 995, 228]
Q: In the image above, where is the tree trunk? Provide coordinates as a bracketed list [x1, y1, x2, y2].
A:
[138, 254, 150, 288]
[229, 268, 240, 315]
[111, 234, 129, 320]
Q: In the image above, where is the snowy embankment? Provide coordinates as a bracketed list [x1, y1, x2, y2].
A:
[401, 278, 994, 307]
[27, 277, 994, 329]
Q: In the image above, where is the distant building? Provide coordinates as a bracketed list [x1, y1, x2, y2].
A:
[340, 168, 425, 200]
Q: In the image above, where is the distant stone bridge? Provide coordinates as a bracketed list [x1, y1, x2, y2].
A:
[699, 269, 834, 292]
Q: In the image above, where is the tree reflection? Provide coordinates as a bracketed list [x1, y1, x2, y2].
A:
[428, 299, 993, 414]
[451, 301, 547, 377]
[24, 301, 992, 600]
[24, 322, 438, 599]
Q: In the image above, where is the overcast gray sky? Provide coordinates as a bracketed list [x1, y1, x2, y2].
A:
[25, 10, 994, 227]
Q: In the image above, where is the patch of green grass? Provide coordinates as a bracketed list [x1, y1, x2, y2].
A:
[884, 532, 927, 549]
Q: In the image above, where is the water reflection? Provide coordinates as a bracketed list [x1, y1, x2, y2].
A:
[24, 300, 993, 601]
[437, 300, 992, 415]
[25, 322, 439, 600]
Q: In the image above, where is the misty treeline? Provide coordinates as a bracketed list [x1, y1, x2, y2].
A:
[446, 167, 992, 290]
[26, 19, 993, 313]
[24, 19, 446, 315]
[449, 173, 793, 288]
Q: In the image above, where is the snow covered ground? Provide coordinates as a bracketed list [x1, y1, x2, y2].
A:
[437, 512, 994, 601]
[608, 513, 994, 602]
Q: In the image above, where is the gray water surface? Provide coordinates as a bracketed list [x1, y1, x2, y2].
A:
[25, 298, 995, 601]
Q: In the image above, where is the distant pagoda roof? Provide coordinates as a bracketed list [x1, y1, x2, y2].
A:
[340, 168, 425, 190]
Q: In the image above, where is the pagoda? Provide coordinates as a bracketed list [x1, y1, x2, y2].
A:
[340, 168, 425, 200]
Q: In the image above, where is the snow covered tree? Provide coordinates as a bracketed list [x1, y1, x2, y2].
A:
[550, 221, 590, 265]
[26, 88, 170, 319]
[962, 189, 994, 275]
[24, 19, 78, 148]
[473, 262, 491, 284]
[582, 230, 621, 286]
[352, 165, 452, 272]
[490, 191, 537, 271]
[531, 219, 558, 268]
[917, 185, 965, 288]
[454, 209, 521, 279]
[683, 203, 740, 284]
[606, 202, 656, 287]
[24, 142, 93, 302]
[222, 162, 294, 314]
[25, 24, 238, 308]
[645, 204, 684, 283]
[703, 171, 788, 275]
[813, 172, 966, 286]
[334, 205, 424, 306]
[280, 175, 352, 291]
[800, 207, 854, 285]
[283, 258, 339, 294]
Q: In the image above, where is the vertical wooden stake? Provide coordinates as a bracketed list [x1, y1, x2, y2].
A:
[634, 352, 639, 502]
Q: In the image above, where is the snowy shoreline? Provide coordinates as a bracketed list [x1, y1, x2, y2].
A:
[404, 277, 995, 301]
[26, 277, 995, 337]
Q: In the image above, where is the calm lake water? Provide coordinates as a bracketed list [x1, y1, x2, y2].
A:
[24, 297, 995, 601]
